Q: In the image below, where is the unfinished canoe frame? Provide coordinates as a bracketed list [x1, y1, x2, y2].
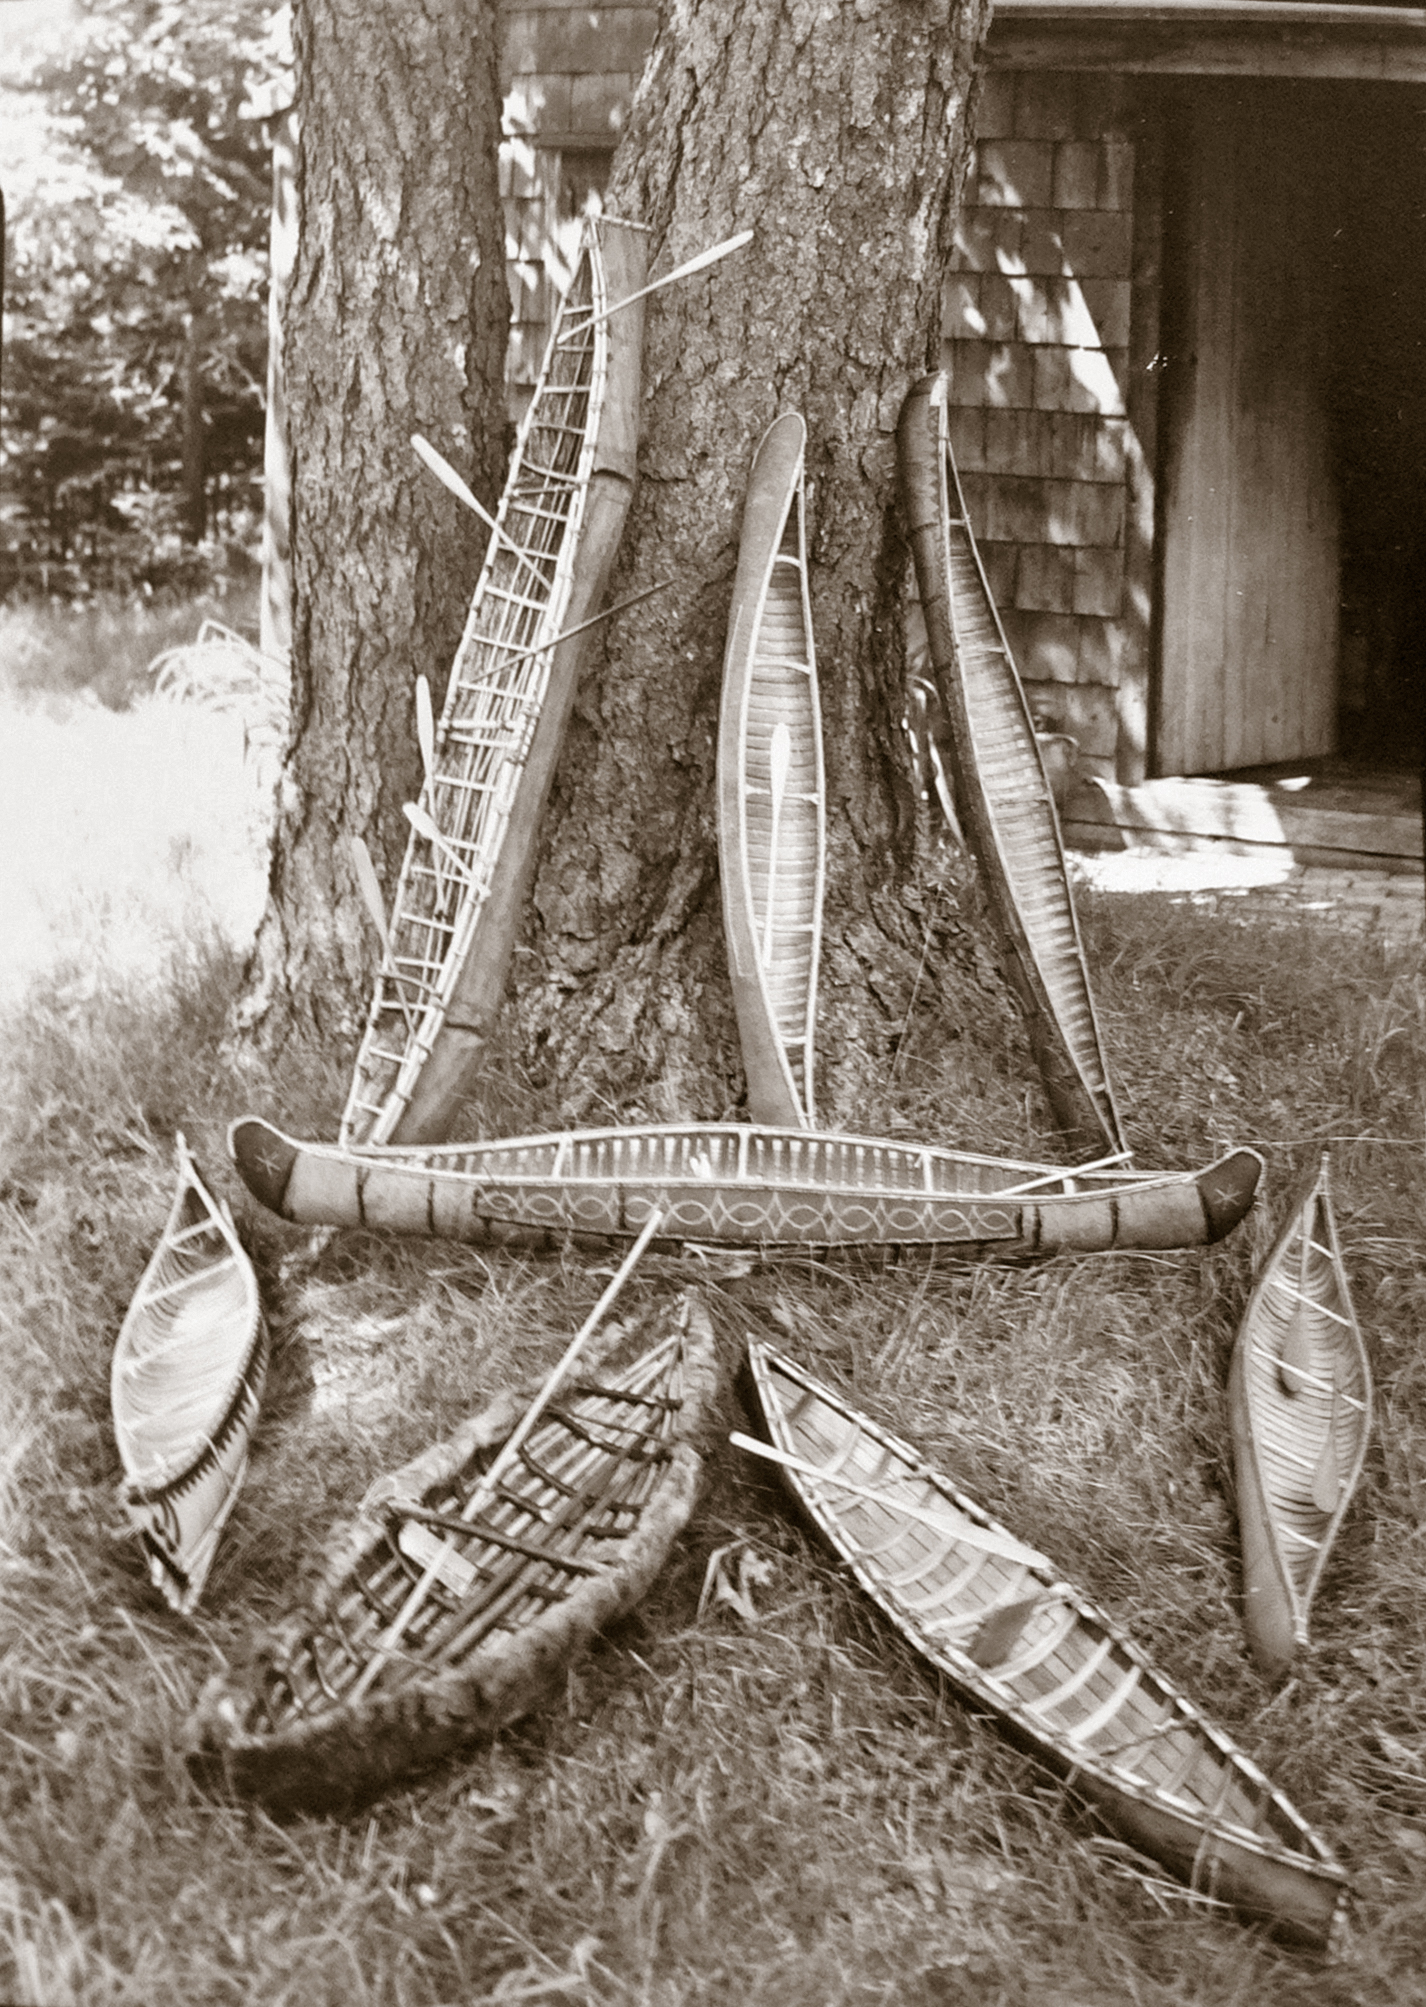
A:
[718, 411, 826, 1128]
[185, 1294, 722, 1815]
[231, 1115, 1261, 1265]
[340, 212, 650, 1149]
[743, 1341, 1350, 1949]
[111, 1135, 268, 1615]
[898, 371, 1127, 1163]
[1228, 1154, 1372, 1681]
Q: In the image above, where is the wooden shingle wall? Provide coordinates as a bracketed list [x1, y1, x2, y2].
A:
[499, 6, 657, 415]
[945, 70, 1154, 781]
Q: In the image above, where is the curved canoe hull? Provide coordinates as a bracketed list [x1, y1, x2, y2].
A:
[1228, 1155, 1371, 1680]
[743, 1343, 1349, 1948]
[231, 1116, 1261, 1263]
[718, 412, 825, 1127]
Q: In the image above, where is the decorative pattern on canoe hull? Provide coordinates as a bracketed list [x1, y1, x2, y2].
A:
[898, 372, 1126, 1164]
[743, 1343, 1349, 1949]
[1229, 1154, 1372, 1681]
[184, 1297, 722, 1815]
[230, 1117, 1262, 1264]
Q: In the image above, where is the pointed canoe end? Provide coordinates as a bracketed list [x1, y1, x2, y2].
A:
[1199, 1149, 1265, 1243]
[228, 1117, 298, 1220]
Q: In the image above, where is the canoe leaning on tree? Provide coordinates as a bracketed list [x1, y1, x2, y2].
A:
[339, 211, 650, 1150]
[1228, 1154, 1372, 1682]
[111, 1135, 269, 1615]
[185, 1292, 722, 1816]
[739, 1343, 1350, 1949]
[230, 1115, 1262, 1263]
[897, 371, 1127, 1164]
[717, 410, 826, 1128]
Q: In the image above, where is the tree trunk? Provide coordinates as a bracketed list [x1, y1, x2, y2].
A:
[512, 0, 992, 1129]
[179, 308, 207, 546]
[241, 0, 509, 1050]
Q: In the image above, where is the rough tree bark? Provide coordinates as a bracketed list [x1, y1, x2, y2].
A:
[511, 0, 993, 1128]
[241, 0, 509, 1046]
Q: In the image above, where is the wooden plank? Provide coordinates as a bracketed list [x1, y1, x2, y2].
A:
[1066, 775, 1423, 864]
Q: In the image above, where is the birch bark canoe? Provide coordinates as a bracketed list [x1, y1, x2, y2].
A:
[717, 411, 825, 1127]
[185, 1295, 721, 1815]
[341, 213, 649, 1147]
[111, 1137, 268, 1615]
[230, 1115, 1261, 1264]
[743, 1342, 1349, 1949]
[897, 371, 1127, 1162]
[1228, 1155, 1372, 1681]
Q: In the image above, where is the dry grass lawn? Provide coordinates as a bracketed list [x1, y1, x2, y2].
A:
[1, 601, 1424, 2003]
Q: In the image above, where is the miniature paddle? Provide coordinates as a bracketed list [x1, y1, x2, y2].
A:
[559, 228, 754, 340]
[350, 837, 417, 1035]
[761, 722, 793, 965]
[1278, 1217, 1315, 1396]
[346, 1206, 667, 1704]
[415, 674, 436, 785]
[403, 800, 476, 887]
[729, 1432, 1054, 1572]
[411, 434, 551, 594]
[1311, 1385, 1342, 1515]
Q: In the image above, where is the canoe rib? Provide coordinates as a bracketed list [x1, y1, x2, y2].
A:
[897, 372, 1126, 1162]
[743, 1342, 1349, 1948]
[718, 412, 826, 1127]
[184, 1295, 722, 1815]
[340, 214, 649, 1148]
[1228, 1154, 1372, 1680]
[230, 1115, 1260, 1264]
[111, 1136, 268, 1615]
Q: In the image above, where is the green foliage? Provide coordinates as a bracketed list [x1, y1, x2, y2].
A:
[1, 0, 281, 594]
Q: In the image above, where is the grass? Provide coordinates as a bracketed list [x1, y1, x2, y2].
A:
[2, 602, 1425, 2001]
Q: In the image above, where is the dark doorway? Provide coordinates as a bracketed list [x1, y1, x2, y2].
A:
[1327, 82, 1426, 771]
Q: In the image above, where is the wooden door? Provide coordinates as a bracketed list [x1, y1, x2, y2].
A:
[1157, 85, 1339, 775]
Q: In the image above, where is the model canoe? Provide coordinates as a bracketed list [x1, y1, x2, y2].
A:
[340, 212, 650, 1148]
[185, 1294, 721, 1814]
[742, 1342, 1349, 1948]
[718, 412, 825, 1127]
[230, 1115, 1260, 1264]
[111, 1135, 268, 1615]
[897, 372, 1126, 1163]
[1228, 1155, 1372, 1681]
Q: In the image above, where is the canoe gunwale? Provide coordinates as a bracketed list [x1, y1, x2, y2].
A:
[743, 1341, 1349, 1947]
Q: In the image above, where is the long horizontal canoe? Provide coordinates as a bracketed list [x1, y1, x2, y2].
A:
[1228, 1154, 1372, 1682]
[718, 411, 825, 1127]
[898, 372, 1127, 1163]
[231, 1116, 1261, 1263]
[187, 1294, 721, 1815]
[743, 1342, 1349, 1948]
[340, 213, 649, 1148]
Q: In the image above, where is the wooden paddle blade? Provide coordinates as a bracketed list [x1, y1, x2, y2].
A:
[965, 1594, 1042, 1669]
[1278, 1310, 1315, 1397]
[350, 837, 393, 952]
[1311, 1390, 1341, 1515]
[415, 675, 436, 783]
[411, 433, 491, 528]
